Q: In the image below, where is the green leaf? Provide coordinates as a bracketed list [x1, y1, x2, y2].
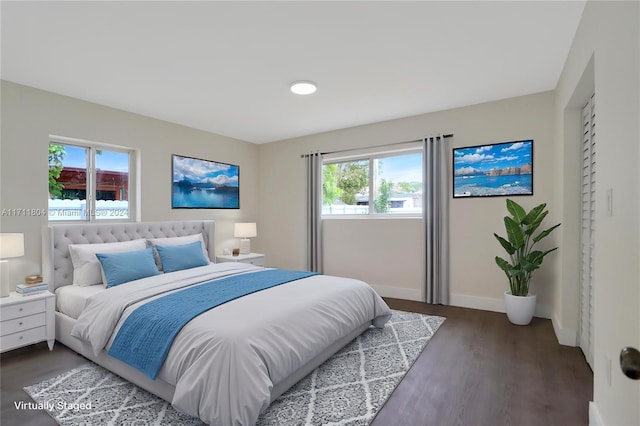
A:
[527, 250, 545, 265]
[537, 247, 558, 261]
[509, 267, 525, 278]
[494, 233, 515, 255]
[533, 223, 561, 243]
[504, 216, 525, 249]
[506, 199, 527, 224]
[495, 256, 513, 273]
[522, 203, 546, 225]
[522, 251, 543, 272]
[524, 248, 558, 271]
[48, 144, 67, 197]
[524, 210, 548, 236]
[494, 198, 561, 295]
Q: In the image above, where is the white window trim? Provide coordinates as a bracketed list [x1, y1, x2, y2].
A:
[49, 135, 139, 222]
[322, 144, 423, 219]
[323, 142, 422, 162]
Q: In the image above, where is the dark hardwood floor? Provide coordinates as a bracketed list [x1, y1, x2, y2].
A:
[372, 299, 593, 426]
[1, 341, 87, 426]
[0, 300, 592, 426]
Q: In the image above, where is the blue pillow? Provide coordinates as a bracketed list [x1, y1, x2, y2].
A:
[155, 241, 210, 273]
[96, 248, 160, 288]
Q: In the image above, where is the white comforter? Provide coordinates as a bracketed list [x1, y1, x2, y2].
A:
[71, 263, 391, 425]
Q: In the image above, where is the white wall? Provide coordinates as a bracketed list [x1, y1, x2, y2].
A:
[258, 91, 558, 315]
[0, 81, 261, 288]
[323, 218, 426, 301]
[554, 1, 640, 424]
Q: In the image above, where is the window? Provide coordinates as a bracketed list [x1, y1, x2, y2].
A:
[48, 137, 136, 221]
[322, 149, 423, 216]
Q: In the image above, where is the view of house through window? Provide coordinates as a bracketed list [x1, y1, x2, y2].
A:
[48, 141, 132, 221]
[322, 151, 423, 216]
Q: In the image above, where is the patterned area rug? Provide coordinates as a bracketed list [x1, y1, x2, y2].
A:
[24, 310, 444, 426]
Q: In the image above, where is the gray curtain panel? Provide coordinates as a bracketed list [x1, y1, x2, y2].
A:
[423, 135, 450, 304]
[306, 152, 323, 273]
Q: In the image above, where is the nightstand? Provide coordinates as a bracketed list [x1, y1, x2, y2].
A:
[216, 253, 265, 267]
[0, 291, 55, 353]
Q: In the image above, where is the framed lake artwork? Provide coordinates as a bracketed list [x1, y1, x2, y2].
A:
[452, 140, 533, 198]
[171, 154, 240, 209]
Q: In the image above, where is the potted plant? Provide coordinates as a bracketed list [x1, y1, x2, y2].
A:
[494, 199, 561, 325]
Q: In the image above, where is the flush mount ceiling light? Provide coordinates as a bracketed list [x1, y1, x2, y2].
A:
[290, 81, 317, 95]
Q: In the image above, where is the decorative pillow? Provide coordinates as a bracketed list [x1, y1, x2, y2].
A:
[96, 248, 160, 288]
[147, 234, 210, 270]
[155, 241, 210, 273]
[69, 240, 147, 286]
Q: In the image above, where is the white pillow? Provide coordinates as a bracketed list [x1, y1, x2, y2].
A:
[147, 233, 210, 270]
[69, 240, 147, 286]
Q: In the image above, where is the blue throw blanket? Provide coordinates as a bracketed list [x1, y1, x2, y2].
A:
[108, 269, 318, 379]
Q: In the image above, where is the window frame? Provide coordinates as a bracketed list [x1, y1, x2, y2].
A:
[48, 135, 139, 222]
[321, 145, 424, 219]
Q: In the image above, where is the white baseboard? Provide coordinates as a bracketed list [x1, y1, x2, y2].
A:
[449, 293, 552, 319]
[589, 401, 604, 426]
[551, 315, 578, 346]
[450, 292, 505, 313]
[369, 284, 423, 302]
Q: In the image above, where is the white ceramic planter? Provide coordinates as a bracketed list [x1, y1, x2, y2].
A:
[504, 291, 536, 325]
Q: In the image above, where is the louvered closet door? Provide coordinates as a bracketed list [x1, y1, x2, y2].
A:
[579, 94, 595, 368]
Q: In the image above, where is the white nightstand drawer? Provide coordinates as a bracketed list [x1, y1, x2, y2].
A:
[1, 313, 46, 336]
[0, 326, 46, 352]
[0, 299, 45, 321]
[216, 253, 265, 266]
[0, 292, 55, 353]
[245, 258, 264, 266]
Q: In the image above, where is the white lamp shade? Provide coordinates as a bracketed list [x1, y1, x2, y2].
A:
[234, 223, 257, 238]
[0, 233, 24, 259]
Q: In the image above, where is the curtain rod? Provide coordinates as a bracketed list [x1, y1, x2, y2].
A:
[300, 133, 453, 158]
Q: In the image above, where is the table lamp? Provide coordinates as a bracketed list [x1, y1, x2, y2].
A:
[234, 223, 257, 255]
[0, 233, 25, 297]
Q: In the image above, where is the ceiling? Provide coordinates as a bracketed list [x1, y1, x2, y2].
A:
[1, 1, 585, 144]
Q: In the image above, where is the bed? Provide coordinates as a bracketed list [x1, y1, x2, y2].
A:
[42, 220, 391, 425]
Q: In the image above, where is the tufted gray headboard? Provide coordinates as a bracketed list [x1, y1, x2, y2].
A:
[43, 220, 215, 292]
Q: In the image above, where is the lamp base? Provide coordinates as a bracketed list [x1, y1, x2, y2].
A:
[239, 239, 251, 255]
[0, 260, 10, 297]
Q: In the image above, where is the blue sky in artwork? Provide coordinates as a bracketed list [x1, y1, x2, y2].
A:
[172, 155, 239, 187]
[453, 141, 532, 175]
